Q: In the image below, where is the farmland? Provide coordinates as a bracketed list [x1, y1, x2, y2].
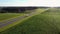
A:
[0, 13, 23, 21]
[0, 8, 46, 33]
[1, 8, 60, 34]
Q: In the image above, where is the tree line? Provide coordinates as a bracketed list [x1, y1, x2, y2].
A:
[0, 7, 38, 13]
[0, 7, 49, 13]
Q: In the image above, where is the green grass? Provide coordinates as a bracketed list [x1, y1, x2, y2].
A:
[0, 9, 49, 34]
[0, 14, 59, 34]
[0, 8, 45, 22]
[0, 13, 24, 32]
[0, 13, 23, 21]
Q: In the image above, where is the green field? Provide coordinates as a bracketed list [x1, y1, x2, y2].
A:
[2, 8, 60, 34]
[0, 13, 23, 21]
[0, 8, 46, 33]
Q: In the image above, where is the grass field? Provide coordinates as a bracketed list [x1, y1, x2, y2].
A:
[0, 13, 23, 21]
[0, 8, 46, 33]
[0, 8, 52, 34]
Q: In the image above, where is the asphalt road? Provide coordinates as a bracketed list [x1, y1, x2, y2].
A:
[0, 11, 38, 28]
[0, 9, 47, 29]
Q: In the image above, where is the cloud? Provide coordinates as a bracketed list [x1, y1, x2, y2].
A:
[0, 0, 60, 7]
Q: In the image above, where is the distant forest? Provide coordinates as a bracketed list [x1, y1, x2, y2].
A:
[0, 7, 49, 13]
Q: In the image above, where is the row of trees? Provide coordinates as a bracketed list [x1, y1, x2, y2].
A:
[0, 7, 38, 13]
[0, 7, 49, 13]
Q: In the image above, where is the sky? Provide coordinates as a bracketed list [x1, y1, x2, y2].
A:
[0, 0, 60, 7]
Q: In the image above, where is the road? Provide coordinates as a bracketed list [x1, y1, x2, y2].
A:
[0, 9, 48, 32]
[0, 9, 45, 28]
